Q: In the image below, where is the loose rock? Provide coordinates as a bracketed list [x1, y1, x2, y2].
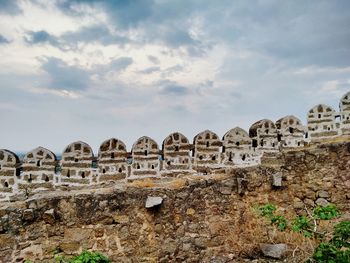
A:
[260, 243, 287, 259]
[145, 196, 163, 208]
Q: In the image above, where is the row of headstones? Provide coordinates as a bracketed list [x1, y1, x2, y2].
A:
[1, 91, 350, 201]
[0, 122, 298, 201]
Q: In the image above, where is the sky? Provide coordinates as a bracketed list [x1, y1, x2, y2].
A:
[0, 0, 350, 154]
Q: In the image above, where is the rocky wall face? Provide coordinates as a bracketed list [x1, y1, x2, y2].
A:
[0, 141, 349, 262]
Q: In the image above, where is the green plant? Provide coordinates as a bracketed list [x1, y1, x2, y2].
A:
[312, 242, 349, 263]
[271, 215, 288, 231]
[331, 221, 350, 248]
[53, 248, 67, 263]
[258, 203, 276, 218]
[54, 253, 67, 263]
[69, 250, 111, 263]
[292, 215, 313, 237]
[257, 203, 287, 231]
[313, 205, 339, 220]
[311, 221, 350, 262]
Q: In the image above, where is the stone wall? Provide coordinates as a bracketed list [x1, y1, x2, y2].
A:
[0, 120, 350, 201]
[0, 141, 349, 262]
[1, 91, 350, 204]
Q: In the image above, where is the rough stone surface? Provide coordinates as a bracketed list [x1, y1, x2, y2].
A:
[22, 208, 34, 221]
[316, 197, 329, 207]
[272, 172, 282, 187]
[43, 208, 55, 225]
[318, 190, 330, 199]
[260, 243, 287, 259]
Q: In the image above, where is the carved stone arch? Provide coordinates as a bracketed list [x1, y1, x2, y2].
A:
[307, 104, 338, 139]
[340, 91, 350, 111]
[276, 115, 305, 147]
[98, 138, 128, 181]
[249, 119, 276, 137]
[223, 127, 251, 148]
[194, 129, 220, 146]
[249, 119, 278, 151]
[131, 136, 160, 177]
[162, 132, 191, 170]
[163, 132, 189, 151]
[23, 146, 57, 164]
[276, 115, 304, 133]
[0, 149, 19, 193]
[0, 149, 20, 167]
[131, 136, 159, 157]
[308, 104, 335, 115]
[340, 91, 350, 134]
[98, 138, 127, 160]
[20, 146, 57, 186]
[62, 141, 94, 159]
[61, 141, 94, 184]
[193, 130, 221, 165]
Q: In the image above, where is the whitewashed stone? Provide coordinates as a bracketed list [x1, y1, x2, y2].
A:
[145, 196, 163, 208]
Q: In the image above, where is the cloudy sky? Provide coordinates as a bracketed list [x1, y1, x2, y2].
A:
[0, 0, 350, 154]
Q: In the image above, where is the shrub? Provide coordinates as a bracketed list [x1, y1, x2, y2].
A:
[271, 215, 288, 231]
[312, 242, 349, 263]
[257, 204, 287, 231]
[69, 251, 111, 263]
[313, 205, 339, 220]
[54, 253, 66, 263]
[331, 221, 350, 249]
[311, 221, 350, 262]
[258, 203, 276, 218]
[292, 215, 313, 237]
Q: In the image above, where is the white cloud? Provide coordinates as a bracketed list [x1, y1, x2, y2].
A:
[319, 79, 350, 97]
[293, 66, 350, 75]
[27, 87, 82, 99]
[0, 0, 349, 152]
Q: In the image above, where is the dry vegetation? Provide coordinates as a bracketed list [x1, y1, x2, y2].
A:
[128, 177, 188, 189]
[224, 203, 337, 262]
[129, 178, 156, 188]
[165, 178, 187, 189]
